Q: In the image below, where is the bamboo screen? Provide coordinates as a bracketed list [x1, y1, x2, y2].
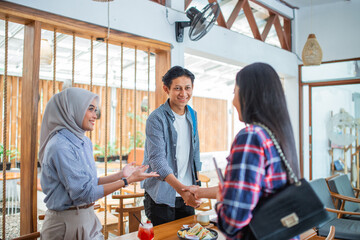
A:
[0, 75, 228, 168]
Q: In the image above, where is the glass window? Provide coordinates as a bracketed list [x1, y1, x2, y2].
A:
[302, 60, 360, 83]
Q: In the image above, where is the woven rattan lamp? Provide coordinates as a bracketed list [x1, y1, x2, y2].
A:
[40, 39, 52, 65]
[302, 33, 323, 66]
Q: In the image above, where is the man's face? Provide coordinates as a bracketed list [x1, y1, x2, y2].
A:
[163, 76, 193, 113]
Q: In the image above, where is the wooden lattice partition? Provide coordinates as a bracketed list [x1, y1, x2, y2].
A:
[0, 75, 229, 169]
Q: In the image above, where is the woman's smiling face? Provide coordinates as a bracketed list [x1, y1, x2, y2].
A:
[81, 98, 97, 131]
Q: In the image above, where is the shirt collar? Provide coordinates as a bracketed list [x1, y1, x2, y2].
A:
[58, 128, 84, 148]
[163, 99, 190, 120]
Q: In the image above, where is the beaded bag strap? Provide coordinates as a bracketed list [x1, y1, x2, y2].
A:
[253, 122, 300, 185]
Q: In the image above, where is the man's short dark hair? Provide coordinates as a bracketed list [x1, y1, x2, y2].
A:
[162, 66, 195, 88]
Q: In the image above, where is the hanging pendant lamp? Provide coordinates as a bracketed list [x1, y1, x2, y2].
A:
[40, 39, 53, 65]
[302, 34, 323, 66]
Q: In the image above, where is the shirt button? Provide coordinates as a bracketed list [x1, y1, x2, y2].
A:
[174, 158, 176, 161]
[173, 144, 176, 147]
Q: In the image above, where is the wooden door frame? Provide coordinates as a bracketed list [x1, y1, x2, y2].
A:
[298, 58, 360, 180]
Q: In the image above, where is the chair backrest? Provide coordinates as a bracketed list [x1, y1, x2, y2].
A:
[309, 178, 337, 220]
[327, 174, 360, 212]
[197, 174, 212, 211]
[113, 192, 145, 235]
[128, 148, 145, 166]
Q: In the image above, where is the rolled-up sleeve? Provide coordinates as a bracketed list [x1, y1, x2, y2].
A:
[145, 115, 173, 180]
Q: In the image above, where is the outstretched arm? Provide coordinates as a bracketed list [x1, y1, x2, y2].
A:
[165, 174, 201, 208]
[98, 162, 137, 185]
[182, 185, 218, 199]
[102, 165, 158, 196]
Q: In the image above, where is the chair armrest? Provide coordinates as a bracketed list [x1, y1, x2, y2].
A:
[112, 192, 144, 199]
[330, 192, 360, 203]
[353, 187, 360, 198]
[12, 232, 40, 240]
[325, 207, 360, 216]
[115, 205, 144, 213]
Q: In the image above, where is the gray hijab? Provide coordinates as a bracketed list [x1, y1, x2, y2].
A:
[39, 87, 99, 164]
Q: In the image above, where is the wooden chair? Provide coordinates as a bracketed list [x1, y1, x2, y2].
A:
[127, 148, 145, 166]
[325, 226, 335, 240]
[12, 232, 40, 240]
[196, 174, 212, 211]
[327, 174, 360, 219]
[95, 210, 119, 238]
[113, 192, 145, 235]
[309, 178, 360, 239]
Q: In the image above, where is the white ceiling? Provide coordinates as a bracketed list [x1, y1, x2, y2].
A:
[283, 0, 347, 8]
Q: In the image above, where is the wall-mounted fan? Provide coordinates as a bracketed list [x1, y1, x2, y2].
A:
[175, 2, 220, 43]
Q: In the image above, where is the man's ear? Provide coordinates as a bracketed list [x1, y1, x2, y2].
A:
[163, 85, 169, 94]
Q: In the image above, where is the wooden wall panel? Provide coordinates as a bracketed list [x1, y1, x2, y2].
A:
[193, 97, 228, 152]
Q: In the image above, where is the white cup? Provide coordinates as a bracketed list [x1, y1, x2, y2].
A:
[196, 213, 210, 226]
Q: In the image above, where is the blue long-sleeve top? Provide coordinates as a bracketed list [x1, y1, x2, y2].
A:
[40, 128, 104, 211]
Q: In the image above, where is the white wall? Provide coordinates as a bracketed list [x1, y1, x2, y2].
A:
[294, 0, 360, 62]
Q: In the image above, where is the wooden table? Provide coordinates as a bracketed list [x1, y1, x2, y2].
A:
[112, 215, 226, 240]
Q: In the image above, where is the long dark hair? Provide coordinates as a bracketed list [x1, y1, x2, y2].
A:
[236, 62, 300, 178]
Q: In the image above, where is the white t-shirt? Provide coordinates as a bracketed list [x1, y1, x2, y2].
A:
[172, 110, 193, 197]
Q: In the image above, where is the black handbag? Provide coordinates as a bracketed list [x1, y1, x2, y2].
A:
[248, 123, 331, 240]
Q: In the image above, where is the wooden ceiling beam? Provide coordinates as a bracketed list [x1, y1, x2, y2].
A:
[227, 0, 246, 29]
[243, 0, 261, 40]
[283, 18, 292, 50]
[261, 13, 276, 41]
[273, 15, 290, 51]
[208, 0, 228, 28]
[185, 0, 192, 10]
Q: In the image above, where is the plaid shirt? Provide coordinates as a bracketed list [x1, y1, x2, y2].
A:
[216, 125, 299, 240]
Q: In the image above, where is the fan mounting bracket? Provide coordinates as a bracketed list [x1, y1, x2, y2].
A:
[175, 21, 191, 43]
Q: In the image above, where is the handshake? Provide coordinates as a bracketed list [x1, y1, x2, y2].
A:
[180, 185, 202, 208]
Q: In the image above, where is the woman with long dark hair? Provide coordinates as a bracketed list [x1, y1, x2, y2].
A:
[183, 63, 300, 239]
[215, 62, 300, 239]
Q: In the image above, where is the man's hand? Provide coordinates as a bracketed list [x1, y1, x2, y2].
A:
[182, 185, 200, 199]
[180, 191, 201, 208]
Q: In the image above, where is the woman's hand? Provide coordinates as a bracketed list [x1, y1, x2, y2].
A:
[126, 165, 159, 184]
[121, 162, 137, 178]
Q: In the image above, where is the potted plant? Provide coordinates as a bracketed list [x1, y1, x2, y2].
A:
[94, 141, 120, 162]
[0, 144, 19, 170]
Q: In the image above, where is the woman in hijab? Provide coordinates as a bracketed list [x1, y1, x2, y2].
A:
[39, 87, 158, 239]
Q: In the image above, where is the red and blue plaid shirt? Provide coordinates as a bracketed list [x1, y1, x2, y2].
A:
[216, 125, 299, 240]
